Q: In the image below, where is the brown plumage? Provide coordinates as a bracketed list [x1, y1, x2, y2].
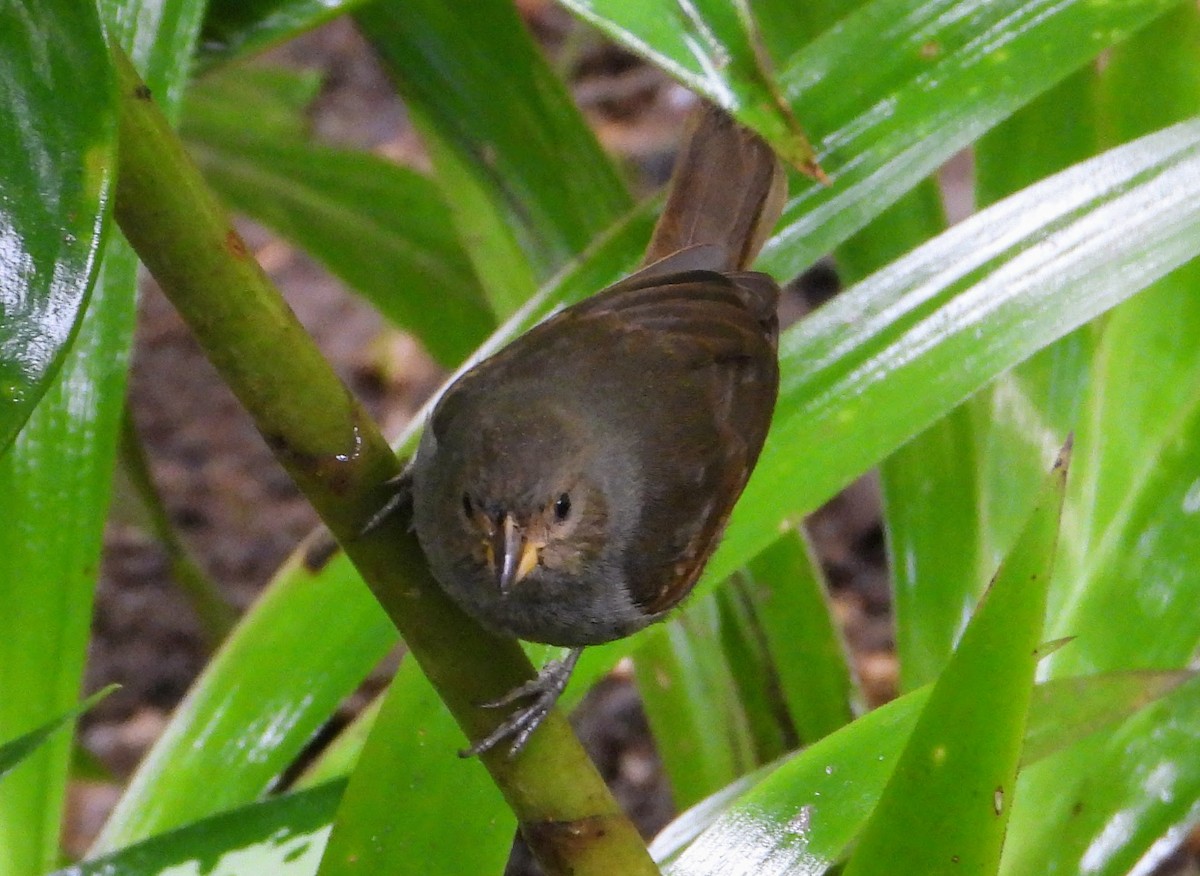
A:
[408, 102, 786, 755]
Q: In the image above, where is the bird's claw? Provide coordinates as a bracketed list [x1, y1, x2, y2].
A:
[459, 690, 554, 759]
[360, 469, 414, 536]
[461, 649, 582, 759]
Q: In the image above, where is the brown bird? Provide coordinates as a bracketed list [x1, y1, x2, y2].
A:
[409, 103, 786, 756]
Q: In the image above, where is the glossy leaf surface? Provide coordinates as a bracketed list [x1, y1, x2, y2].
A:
[709, 119, 1200, 591]
[93, 552, 396, 851]
[1001, 13, 1200, 870]
[0, 3, 205, 873]
[844, 450, 1067, 875]
[658, 669, 1185, 875]
[56, 783, 342, 876]
[883, 69, 1102, 688]
[759, 0, 1180, 281]
[861, 6, 1200, 870]
[557, 0, 819, 172]
[0, 0, 115, 450]
[565, 0, 1181, 284]
[662, 688, 929, 874]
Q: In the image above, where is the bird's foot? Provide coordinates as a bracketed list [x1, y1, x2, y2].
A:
[360, 469, 414, 536]
[461, 648, 583, 758]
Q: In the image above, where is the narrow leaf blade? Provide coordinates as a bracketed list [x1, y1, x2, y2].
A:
[843, 448, 1068, 874]
[0, 687, 117, 780]
[57, 783, 343, 876]
[316, 658, 513, 876]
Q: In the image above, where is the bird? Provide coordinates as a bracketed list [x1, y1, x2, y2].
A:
[408, 102, 786, 756]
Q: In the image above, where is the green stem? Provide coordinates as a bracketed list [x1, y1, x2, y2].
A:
[118, 408, 237, 645]
[110, 45, 657, 876]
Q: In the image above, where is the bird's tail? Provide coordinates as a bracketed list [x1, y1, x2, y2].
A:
[642, 102, 787, 272]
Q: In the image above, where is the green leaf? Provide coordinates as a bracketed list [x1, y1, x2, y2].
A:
[655, 669, 1189, 874]
[635, 598, 756, 811]
[55, 782, 343, 876]
[356, 0, 632, 316]
[0, 4, 205, 873]
[1045, 315, 1200, 668]
[181, 65, 494, 367]
[843, 447, 1067, 875]
[715, 583, 793, 765]
[660, 687, 929, 874]
[184, 63, 321, 141]
[316, 657, 513, 876]
[0, 687, 116, 781]
[758, 0, 1181, 281]
[955, 9, 1200, 872]
[880, 73, 1099, 685]
[871, 39, 1200, 846]
[0, 238, 140, 876]
[1004, 677, 1200, 875]
[0, 0, 115, 450]
[740, 529, 857, 744]
[93, 552, 396, 852]
[883, 411, 983, 689]
[293, 696, 382, 790]
[708, 118, 1200, 591]
[561, 0, 1179, 279]
[198, 0, 371, 70]
[834, 181, 947, 286]
[556, 0, 820, 173]
[1020, 670, 1194, 768]
[884, 69, 1100, 691]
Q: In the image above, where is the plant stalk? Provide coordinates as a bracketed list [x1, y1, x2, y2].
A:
[118, 409, 237, 645]
[110, 44, 657, 876]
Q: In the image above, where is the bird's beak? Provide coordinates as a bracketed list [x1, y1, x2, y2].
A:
[493, 514, 539, 595]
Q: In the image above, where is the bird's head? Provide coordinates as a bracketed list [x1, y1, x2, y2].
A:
[451, 400, 608, 595]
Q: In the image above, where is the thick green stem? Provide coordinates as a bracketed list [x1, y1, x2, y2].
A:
[111, 45, 657, 876]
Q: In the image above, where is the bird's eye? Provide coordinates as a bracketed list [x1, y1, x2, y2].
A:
[553, 493, 571, 521]
[461, 493, 473, 518]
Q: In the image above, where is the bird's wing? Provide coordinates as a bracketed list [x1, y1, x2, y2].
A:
[566, 268, 781, 614]
[432, 265, 779, 432]
[567, 265, 781, 363]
